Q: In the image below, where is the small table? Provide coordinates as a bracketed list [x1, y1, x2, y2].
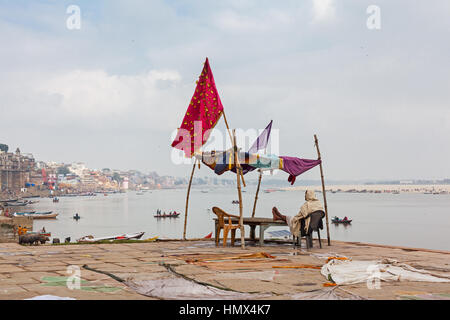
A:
[213, 217, 287, 246]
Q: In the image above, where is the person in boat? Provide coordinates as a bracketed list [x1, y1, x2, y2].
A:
[272, 189, 324, 238]
[343, 216, 348, 221]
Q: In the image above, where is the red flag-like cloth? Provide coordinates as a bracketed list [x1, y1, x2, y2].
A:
[171, 58, 224, 157]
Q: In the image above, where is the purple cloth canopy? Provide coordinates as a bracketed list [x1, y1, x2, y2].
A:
[280, 156, 322, 185]
[248, 120, 272, 154]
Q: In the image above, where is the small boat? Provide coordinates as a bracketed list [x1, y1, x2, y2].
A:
[154, 211, 180, 218]
[5, 201, 29, 207]
[77, 231, 145, 243]
[14, 212, 58, 219]
[331, 216, 352, 224]
[26, 231, 51, 237]
[14, 211, 53, 216]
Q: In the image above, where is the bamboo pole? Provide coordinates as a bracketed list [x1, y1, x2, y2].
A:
[314, 134, 331, 246]
[222, 110, 246, 187]
[251, 169, 263, 218]
[183, 160, 197, 240]
[233, 129, 245, 249]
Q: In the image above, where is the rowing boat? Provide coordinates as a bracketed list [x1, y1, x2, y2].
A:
[26, 231, 51, 237]
[14, 212, 58, 219]
[154, 212, 180, 218]
[331, 217, 352, 224]
[14, 211, 52, 216]
[77, 231, 145, 243]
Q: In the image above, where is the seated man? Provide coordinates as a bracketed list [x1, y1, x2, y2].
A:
[272, 189, 324, 238]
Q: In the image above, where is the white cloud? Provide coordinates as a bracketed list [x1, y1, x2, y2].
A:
[37, 69, 182, 121]
[311, 0, 336, 22]
[214, 9, 294, 32]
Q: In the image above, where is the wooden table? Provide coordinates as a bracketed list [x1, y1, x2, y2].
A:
[214, 217, 287, 246]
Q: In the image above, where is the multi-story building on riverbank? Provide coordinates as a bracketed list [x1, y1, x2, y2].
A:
[0, 146, 36, 192]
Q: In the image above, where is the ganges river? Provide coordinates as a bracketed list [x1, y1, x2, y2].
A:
[28, 188, 450, 251]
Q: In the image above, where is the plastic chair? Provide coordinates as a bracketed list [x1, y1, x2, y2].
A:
[293, 210, 325, 249]
[212, 207, 243, 247]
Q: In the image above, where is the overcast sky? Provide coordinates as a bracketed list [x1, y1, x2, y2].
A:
[0, 0, 449, 181]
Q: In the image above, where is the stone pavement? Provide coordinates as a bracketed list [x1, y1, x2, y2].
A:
[0, 239, 449, 300]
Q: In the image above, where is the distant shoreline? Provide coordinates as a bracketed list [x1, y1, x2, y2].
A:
[280, 184, 450, 194]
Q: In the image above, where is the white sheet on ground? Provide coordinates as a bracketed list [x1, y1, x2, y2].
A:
[321, 258, 450, 285]
[25, 295, 76, 300]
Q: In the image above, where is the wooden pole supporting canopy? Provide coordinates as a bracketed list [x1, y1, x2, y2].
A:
[314, 134, 331, 246]
[183, 160, 197, 240]
[222, 110, 246, 187]
[233, 129, 245, 249]
[182, 110, 247, 241]
[252, 170, 263, 218]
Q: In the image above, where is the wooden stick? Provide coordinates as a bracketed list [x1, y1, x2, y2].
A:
[233, 129, 245, 249]
[222, 110, 246, 187]
[251, 169, 263, 218]
[222, 110, 234, 143]
[314, 134, 331, 246]
[183, 160, 197, 240]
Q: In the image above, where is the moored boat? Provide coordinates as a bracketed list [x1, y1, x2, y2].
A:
[26, 231, 51, 237]
[14, 211, 52, 216]
[14, 212, 58, 219]
[5, 201, 29, 207]
[77, 231, 145, 243]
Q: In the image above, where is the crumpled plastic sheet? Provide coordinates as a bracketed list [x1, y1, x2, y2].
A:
[291, 287, 365, 300]
[25, 295, 76, 300]
[125, 276, 267, 300]
[321, 258, 450, 285]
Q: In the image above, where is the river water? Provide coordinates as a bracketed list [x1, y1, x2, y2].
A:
[28, 187, 450, 251]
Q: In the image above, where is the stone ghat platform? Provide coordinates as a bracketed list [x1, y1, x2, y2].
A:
[0, 239, 449, 300]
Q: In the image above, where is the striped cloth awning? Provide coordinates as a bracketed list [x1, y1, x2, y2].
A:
[194, 150, 321, 185]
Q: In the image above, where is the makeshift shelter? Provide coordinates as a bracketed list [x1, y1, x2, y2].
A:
[170, 58, 331, 246]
